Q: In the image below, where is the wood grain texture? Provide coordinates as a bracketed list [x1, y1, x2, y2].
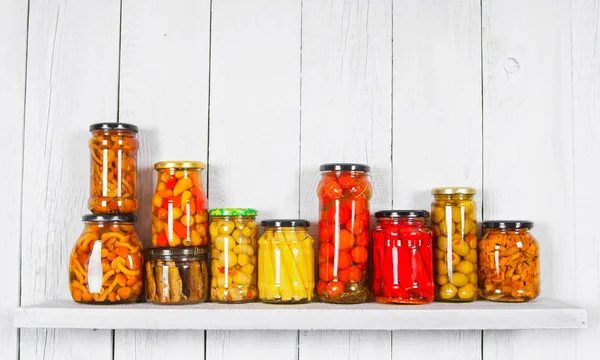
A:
[482, 0, 577, 358]
[300, 0, 392, 358]
[571, 1, 600, 358]
[117, 0, 212, 358]
[20, 0, 121, 359]
[0, 0, 27, 359]
[207, 0, 301, 358]
[391, 0, 482, 358]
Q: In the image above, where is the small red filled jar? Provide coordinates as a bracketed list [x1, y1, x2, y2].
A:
[372, 210, 434, 304]
[316, 163, 372, 304]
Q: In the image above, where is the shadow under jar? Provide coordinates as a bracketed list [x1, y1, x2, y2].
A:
[317, 163, 372, 304]
[145, 247, 209, 304]
[372, 211, 434, 304]
[258, 220, 315, 304]
[151, 161, 209, 247]
[69, 214, 143, 304]
[88, 122, 139, 214]
[209, 208, 259, 303]
[478, 221, 540, 302]
[431, 187, 478, 302]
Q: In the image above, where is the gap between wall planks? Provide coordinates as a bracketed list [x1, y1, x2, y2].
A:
[391, 0, 483, 359]
[19, 0, 120, 359]
[206, 0, 301, 359]
[0, 0, 27, 359]
[299, 0, 393, 358]
[115, 0, 211, 358]
[482, 0, 578, 358]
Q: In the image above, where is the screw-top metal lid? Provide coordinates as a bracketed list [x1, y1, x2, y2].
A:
[319, 163, 370, 172]
[89, 122, 138, 133]
[209, 208, 257, 217]
[154, 160, 206, 170]
[82, 214, 136, 223]
[375, 210, 429, 218]
[261, 219, 310, 228]
[431, 187, 476, 195]
[482, 221, 534, 229]
[147, 247, 208, 257]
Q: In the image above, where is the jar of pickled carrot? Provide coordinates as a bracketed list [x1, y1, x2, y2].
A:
[151, 161, 209, 247]
[208, 208, 258, 303]
[88, 123, 139, 214]
[258, 220, 315, 304]
[69, 214, 143, 304]
[479, 221, 540, 302]
[372, 211, 434, 304]
[316, 163, 372, 304]
[431, 187, 478, 302]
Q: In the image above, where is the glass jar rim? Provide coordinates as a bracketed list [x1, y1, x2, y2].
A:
[154, 160, 205, 170]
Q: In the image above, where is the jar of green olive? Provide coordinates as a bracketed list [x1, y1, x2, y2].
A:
[431, 187, 478, 302]
[208, 208, 258, 303]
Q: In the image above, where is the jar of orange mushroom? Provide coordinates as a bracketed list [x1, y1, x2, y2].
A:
[478, 221, 540, 302]
[69, 215, 143, 304]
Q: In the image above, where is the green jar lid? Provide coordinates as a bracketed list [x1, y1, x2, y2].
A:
[209, 208, 258, 217]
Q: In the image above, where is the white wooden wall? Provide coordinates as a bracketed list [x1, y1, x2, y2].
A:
[1, 0, 598, 359]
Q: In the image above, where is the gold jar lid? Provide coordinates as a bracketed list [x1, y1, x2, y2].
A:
[431, 187, 476, 195]
[154, 160, 206, 170]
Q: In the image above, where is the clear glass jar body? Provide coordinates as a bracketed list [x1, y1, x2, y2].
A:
[316, 168, 372, 304]
[209, 215, 258, 302]
[431, 191, 478, 302]
[88, 128, 138, 214]
[69, 219, 143, 304]
[258, 224, 315, 303]
[151, 163, 209, 247]
[145, 249, 209, 305]
[478, 227, 540, 302]
[372, 216, 434, 304]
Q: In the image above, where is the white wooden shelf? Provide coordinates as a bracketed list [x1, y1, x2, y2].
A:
[14, 298, 586, 331]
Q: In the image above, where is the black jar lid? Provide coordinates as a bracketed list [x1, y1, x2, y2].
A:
[89, 122, 139, 133]
[82, 214, 137, 223]
[261, 219, 310, 228]
[319, 163, 370, 172]
[375, 210, 429, 218]
[147, 247, 208, 258]
[482, 221, 534, 229]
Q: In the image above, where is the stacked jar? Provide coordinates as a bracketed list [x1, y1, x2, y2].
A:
[145, 161, 210, 304]
[69, 123, 144, 304]
[316, 163, 372, 304]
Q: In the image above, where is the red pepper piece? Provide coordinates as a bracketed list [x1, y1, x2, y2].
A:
[419, 239, 433, 276]
[156, 232, 168, 246]
[413, 250, 434, 293]
[196, 195, 205, 212]
[172, 220, 188, 239]
[396, 244, 413, 290]
[165, 176, 177, 190]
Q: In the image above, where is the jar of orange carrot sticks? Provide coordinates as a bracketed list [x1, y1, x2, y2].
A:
[478, 221, 540, 302]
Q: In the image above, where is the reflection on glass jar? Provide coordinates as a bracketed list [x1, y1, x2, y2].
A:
[88, 123, 139, 214]
[69, 214, 143, 304]
[258, 220, 315, 304]
[151, 161, 209, 247]
[209, 208, 258, 303]
[431, 187, 478, 302]
[479, 221, 540, 302]
[145, 247, 209, 305]
[316, 163, 372, 304]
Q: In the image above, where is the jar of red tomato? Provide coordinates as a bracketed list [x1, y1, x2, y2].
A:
[316, 163, 372, 304]
[372, 211, 434, 304]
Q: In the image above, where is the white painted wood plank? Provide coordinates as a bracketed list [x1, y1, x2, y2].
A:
[482, 0, 577, 358]
[208, 0, 301, 359]
[117, 0, 211, 357]
[20, 0, 121, 359]
[300, 0, 393, 358]
[391, 0, 483, 358]
[0, 0, 27, 359]
[14, 299, 587, 330]
[571, 1, 600, 359]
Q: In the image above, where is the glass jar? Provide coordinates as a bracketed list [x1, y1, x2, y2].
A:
[372, 211, 434, 304]
[88, 122, 139, 214]
[145, 247, 209, 304]
[316, 163, 372, 304]
[208, 208, 258, 303]
[478, 221, 540, 302]
[151, 161, 209, 247]
[258, 220, 315, 304]
[431, 187, 478, 302]
[69, 214, 143, 304]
